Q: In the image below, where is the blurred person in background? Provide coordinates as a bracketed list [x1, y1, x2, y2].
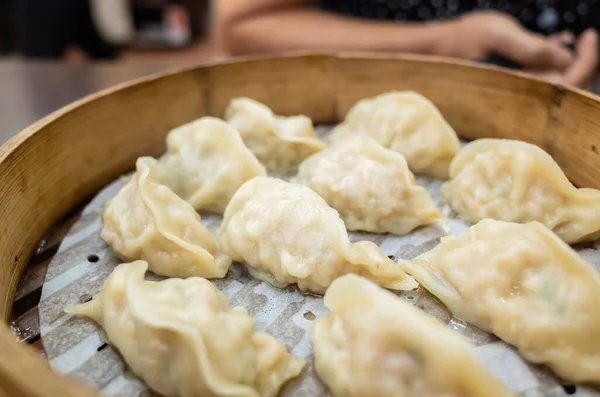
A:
[11, 0, 200, 60]
[216, 0, 599, 88]
[0, 0, 13, 54]
[14, 0, 122, 59]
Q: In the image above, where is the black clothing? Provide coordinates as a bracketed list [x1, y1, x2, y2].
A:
[319, 0, 600, 36]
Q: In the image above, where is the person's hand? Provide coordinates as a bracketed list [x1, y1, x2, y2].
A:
[438, 11, 573, 73]
[530, 29, 598, 89]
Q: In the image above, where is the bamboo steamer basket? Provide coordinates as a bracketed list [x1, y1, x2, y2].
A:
[1, 53, 599, 397]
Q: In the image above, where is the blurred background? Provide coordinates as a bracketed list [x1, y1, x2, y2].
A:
[0, 0, 599, 143]
[0, 0, 220, 140]
[0, 0, 217, 62]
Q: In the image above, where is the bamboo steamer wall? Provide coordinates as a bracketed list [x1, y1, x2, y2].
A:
[1, 53, 599, 397]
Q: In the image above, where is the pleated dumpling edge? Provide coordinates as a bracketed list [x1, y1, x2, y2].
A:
[296, 134, 443, 235]
[225, 97, 325, 173]
[102, 157, 228, 279]
[311, 274, 516, 397]
[155, 117, 266, 214]
[65, 260, 306, 397]
[329, 91, 460, 178]
[218, 176, 417, 294]
[402, 219, 600, 385]
[442, 138, 600, 243]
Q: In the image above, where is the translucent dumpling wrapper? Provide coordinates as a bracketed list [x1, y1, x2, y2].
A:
[296, 134, 443, 235]
[329, 91, 460, 178]
[218, 176, 417, 294]
[312, 274, 515, 397]
[225, 97, 325, 173]
[65, 261, 305, 397]
[402, 219, 600, 384]
[154, 117, 266, 214]
[442, 138, 600, 243]
[102, 157, 227, 278]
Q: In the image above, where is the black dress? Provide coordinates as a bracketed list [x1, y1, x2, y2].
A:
[319, 0, 600, 36]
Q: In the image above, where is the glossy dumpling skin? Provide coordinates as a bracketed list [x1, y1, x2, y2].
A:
[218, 177, 417, 294]
[155, 117, 266, 213]
[329, 91, 460, 178]
[65, 261, 305, 397]
[312, 274, 515, 397]
[102, 157, 227, 278]
[402, 219, 600, 384]
[225, 97, 325, 173]
[442, 139, 600, 243]
[296, 135, 443, 235]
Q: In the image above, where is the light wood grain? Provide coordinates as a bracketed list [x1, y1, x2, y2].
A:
[1, 52, 600, 397]
[205, 55, 336, 122]
[0, 67, 207, 397]
[552, 88, 600, 188]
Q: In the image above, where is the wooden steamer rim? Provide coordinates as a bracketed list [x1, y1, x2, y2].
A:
[1, 53, 599, 397]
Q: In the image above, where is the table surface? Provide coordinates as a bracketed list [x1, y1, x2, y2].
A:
[0, 59, 196, 145]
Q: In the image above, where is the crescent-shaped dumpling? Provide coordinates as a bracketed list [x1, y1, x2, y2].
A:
[155, 117, 266, 214]
[402, 219, 600, 384]
[65, 261, 305, 397]
[442, 138, 600, 243]
[218, 177, 417, 294]
[329, 91, 460, 178]
[312, 274, 515, 397]
[296, 134, 442, 235]
[102, 157, 227, 278]
[225, 98, 325, 173]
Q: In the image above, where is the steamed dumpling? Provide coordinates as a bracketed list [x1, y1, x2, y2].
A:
[65, 261, 305, 397]
[296, 135, 443, 235]
[329, 91, 460, 178]
[155, 117, 266, 213]
[402, 219, 600, 384]
[225, 98, 325, 173]
[442, 139, 600, 243]
[102, 157, 227, 278]
[312, 274, 515, 397]
[218, 177, 417, 294]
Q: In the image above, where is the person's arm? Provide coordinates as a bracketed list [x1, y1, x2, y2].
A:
[216, 0, 572, 71]
[217, 0, 446, 55]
